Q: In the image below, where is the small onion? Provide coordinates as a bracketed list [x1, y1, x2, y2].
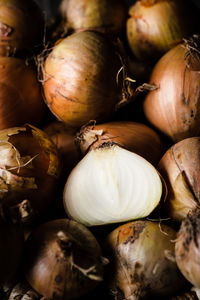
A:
[126, 0, 197, 62]
[8, 280, 41, 300]
[76, 120, 164, 165]
[0, 124, 61, 224]
[143, 36, 200, 142]
[43, 31, 122, 128]
[63, 144, 162, 226]
[158, 137, 200, 222]
[0, 57, 46, 130]
[59, 0, 127, 38]
[24, 219, 105, 300]
[175, 209, 200, 288]
[104, 220, 187, 300]
[0, 0, 44, 57]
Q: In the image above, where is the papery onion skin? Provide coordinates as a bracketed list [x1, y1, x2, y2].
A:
[143, 39, 200, 142]
[158, 137, 200, 222]
[76, 120, 164, 165]
[0, 124, 61, 224]
[63, 145, 162, 226]
[43, 31, 121, 128]
[24, 219, 104, 300]
[127, 0, 197, 62]
[60, 0, 127, 38]
[0, 0, 44, 57]
[104, 220, 187, 300]
[175, 209, 200, 288]
[0, 57, 46, 130]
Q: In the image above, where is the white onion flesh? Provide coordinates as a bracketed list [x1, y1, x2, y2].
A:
[63, 145, 162, 226]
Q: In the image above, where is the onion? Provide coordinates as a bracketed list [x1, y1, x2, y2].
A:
[0, 220, 24, 285]
[8, 280, 41, 300]
[143, 36, 200, 142]
[158, 137, 200, 222]
[104, 220, 187, 300]
[63, 144, 162, 226]
[59, 0, 127, 38]
[43, 31, 123, 128]
[167, 289, 199, 300]
[0, 0, 44, 57]
[44, 121, 80, 177]
[126, 0, 197, 62]
[0, 57, 46, 130]
[0, 124, 61, 224]
[175, 209, 200, 288]
[24, 219, 105, 300]
[76, 120, 164, 165]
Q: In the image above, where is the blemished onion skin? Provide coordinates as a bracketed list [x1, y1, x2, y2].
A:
[126, 0, 196, 62]
[43, 31, 122, 128]
[158, 137, 200, 222]
[24, 219, 105, 300]
[0, 220, 24, 285]
[0, 124, 61, 224]
[143, 41, 200, 142]
[60, 0, 127, 38]
[175, 209, 200, 288]
[77, 121, 164, 165]
[0, 57, 46, 130]
[104, 220, 187, 300]
[0, 0, 44, 57]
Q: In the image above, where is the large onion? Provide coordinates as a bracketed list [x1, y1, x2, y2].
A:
[0, 0, 44, 57]
[0, 57, 46, 130]
[59, 0, 127, 38]
[104, 220, 187, 300]
[76, 120, 164, 165]
[63, 144, 162, 226]
[0, 124, 61, 224]
[24, 219, 105, 300]
[143, 36, 200, 142]
[126, 0, 197, 62]
[43, 31, 123, 128]
[158, 137, 200, 222]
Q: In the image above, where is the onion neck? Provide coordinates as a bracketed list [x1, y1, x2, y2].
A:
[140, 0, 158, 7]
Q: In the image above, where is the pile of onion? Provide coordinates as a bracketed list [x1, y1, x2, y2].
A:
[59, 0, 127, 38]
[0, 124, 61, 224]
[104, 220, 187, 300]
[76, 120, 164, 166]
[158, 137, 200, 222]
[143, 35, 200, 142]
[43, 31, 125, 128]
[0, 57, 46, 130]
[63, 144, 163, 226]
[0, 0, 44, 57]
[24, 219, 106, 300]
[127, 0, 197, 62]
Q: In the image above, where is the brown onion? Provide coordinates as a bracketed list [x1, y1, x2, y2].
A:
[158, 137, 200, 222]
[175, 209, 200, 288]
[43, 31, 123, 128]
[8, 280, 41, 300]
[24, 219, 105, 300]
[143, 36, 200, 142]
[0, 0, 44, 57]
[104, 220, 187, 300]
[59, 0, 127, 38]
[76, 120, 164, 165]
[44, 121, 80, 177]
[0, 124, 61, 224]
[127, 0, 197, 62]
[0, 57, 46, 130]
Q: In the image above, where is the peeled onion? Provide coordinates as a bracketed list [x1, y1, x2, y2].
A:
[0, 124, 61, 224]
[63, 144, 162, 226]
[43, 31, 122, 128]
[158, 137, 200, 222]
[24, 219, 105, 300]
[143, 36, 200, 142]
[76, 120, 164, 165]
[104, 220, 187, 300]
